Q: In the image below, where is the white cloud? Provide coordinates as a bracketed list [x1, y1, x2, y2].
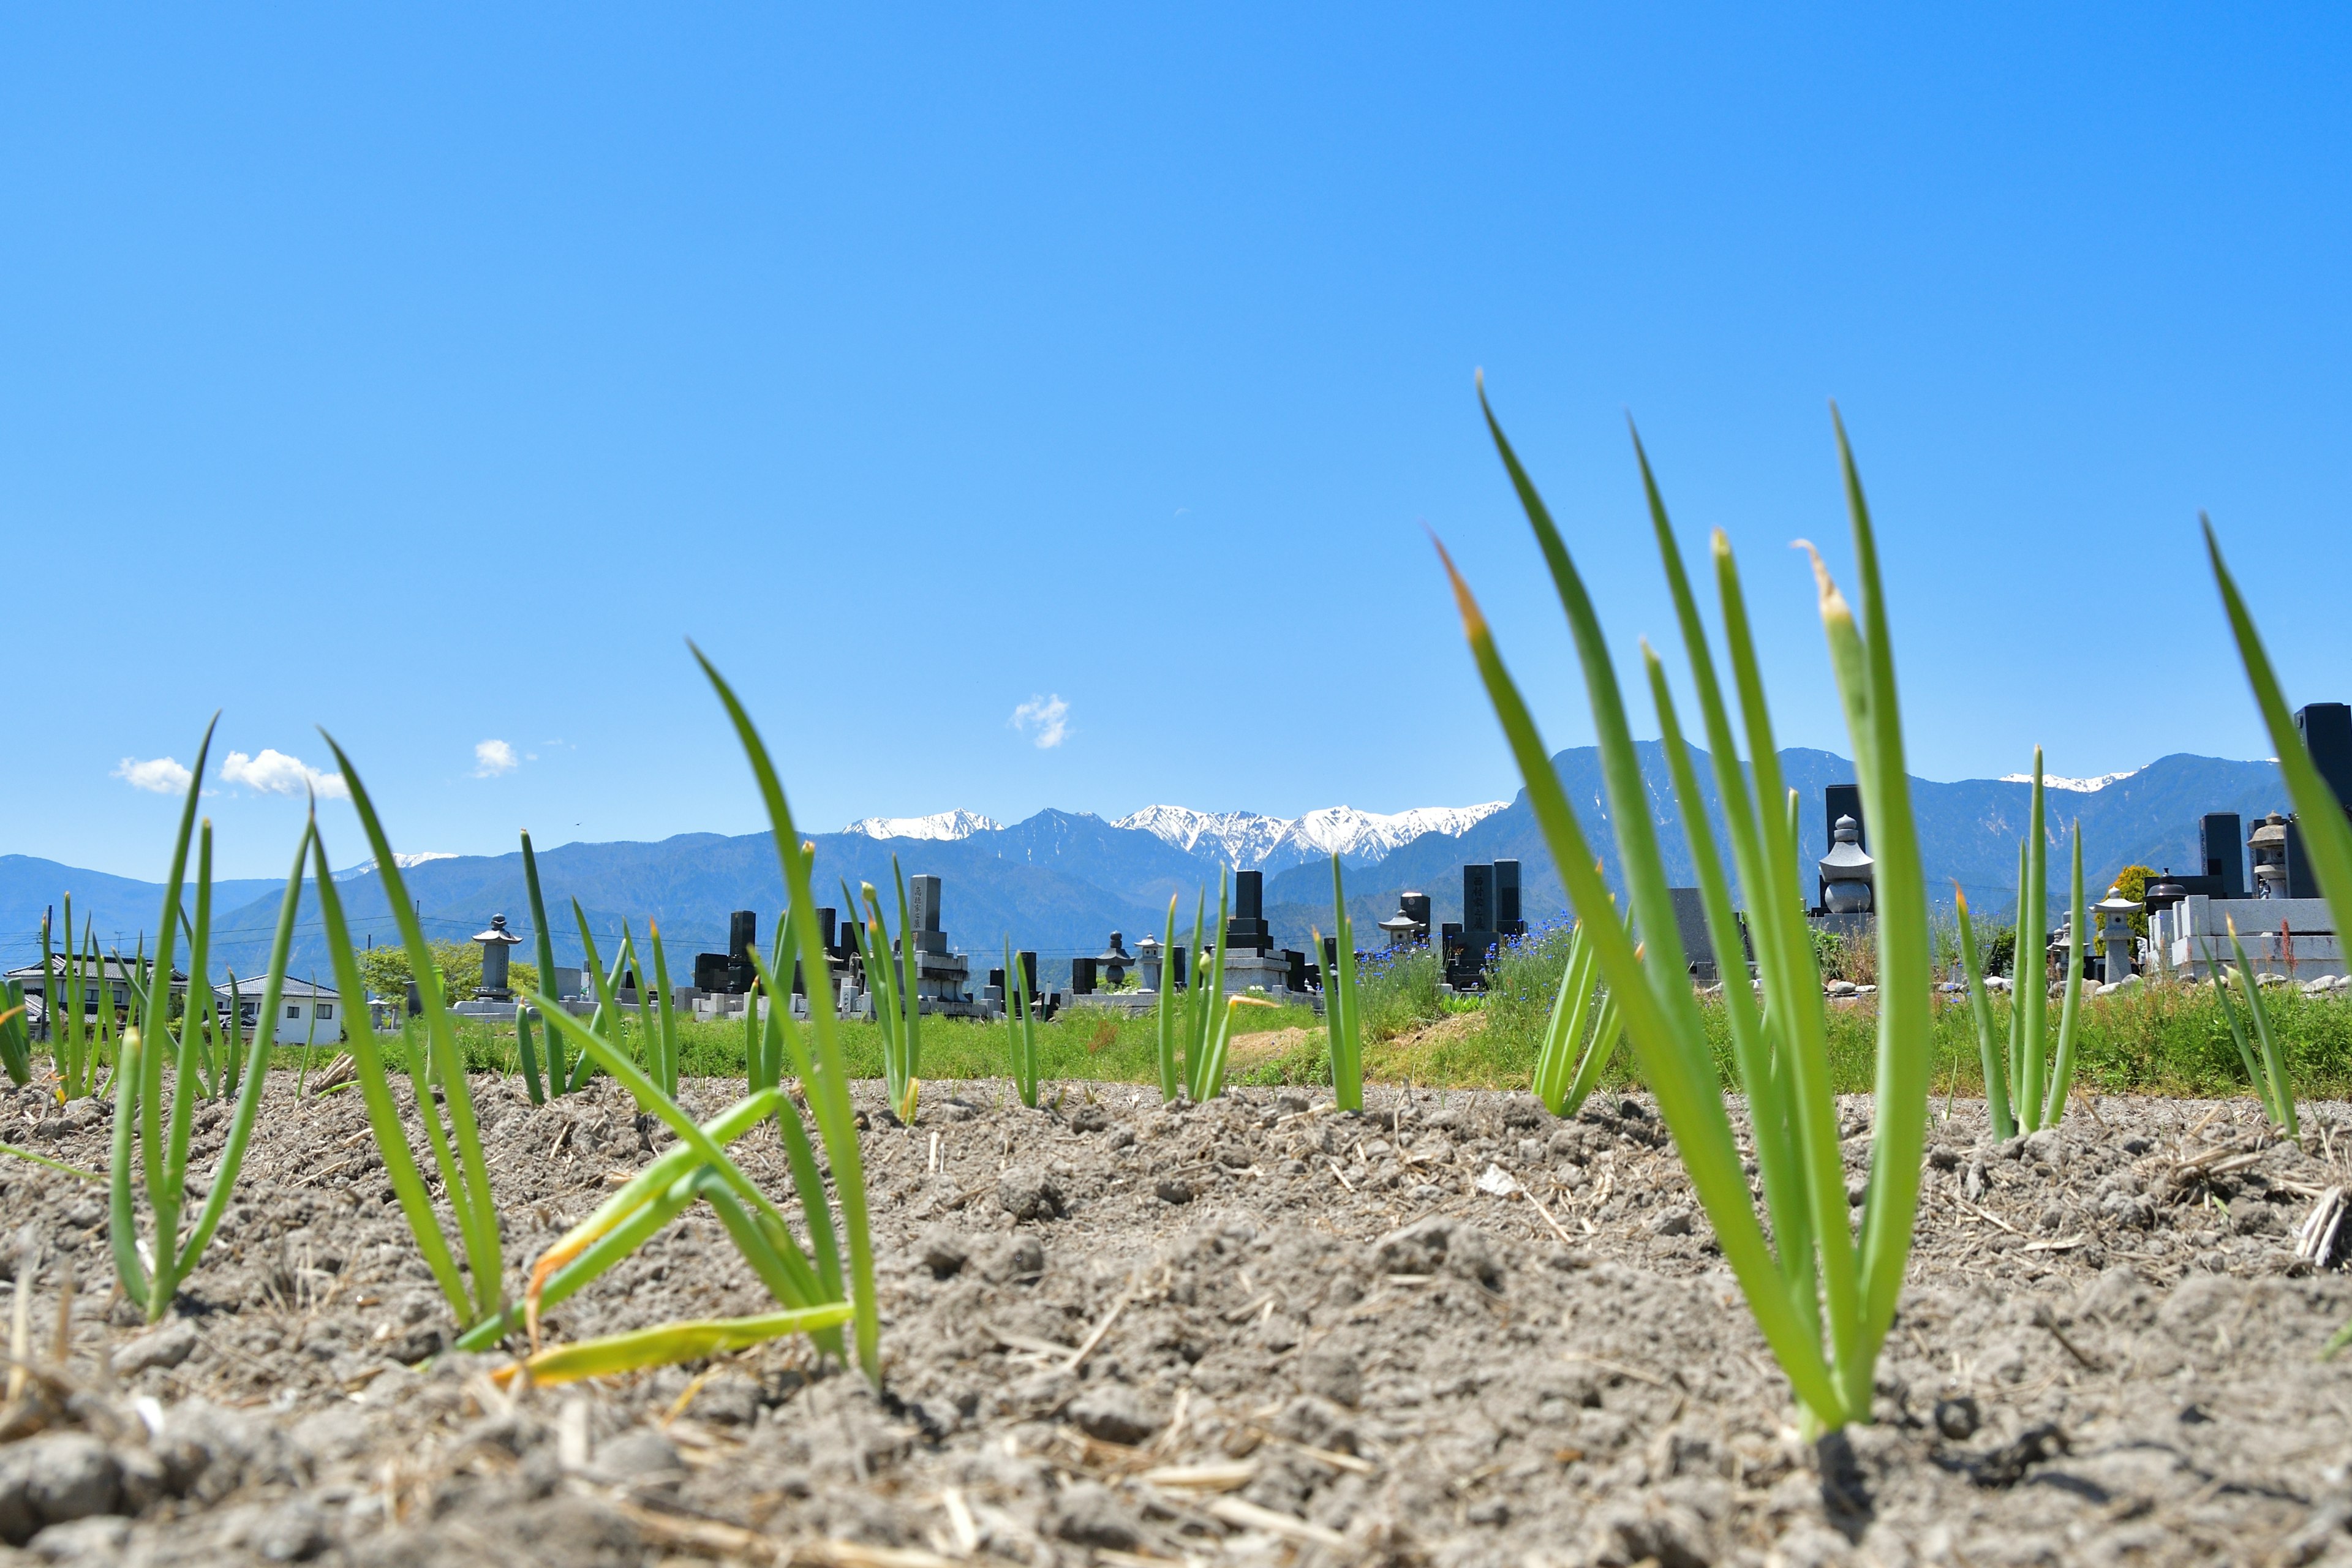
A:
[114, 756, 193, 794]
[473, 739, 519, 777]
[1011, 693, 1071, 750]
[220, 748, 349, 800]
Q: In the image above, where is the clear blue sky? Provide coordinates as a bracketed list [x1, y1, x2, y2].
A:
[7, 6, 2349, 879]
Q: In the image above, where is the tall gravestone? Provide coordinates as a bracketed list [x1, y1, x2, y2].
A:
[2201, 813, 2247, 898]
[2297, 703, 2352, 813]
[1824, 784, 1865, 848]
[908, 875, 949, 954]
[1463, 863, 1494, 935]
[1494, 861, 1523, 936]
[1226, 871, 1273, 954]
[1669, 888, 1716, 984]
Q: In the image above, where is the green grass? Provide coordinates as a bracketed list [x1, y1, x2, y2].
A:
[69, 980, 2352, 1106]
[1364, 983, 2352, 1104]
[269, 1000, 1322, 1092]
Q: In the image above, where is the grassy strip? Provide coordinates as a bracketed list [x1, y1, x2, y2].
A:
[264, 1001, 1322, 1088]
[243, 978, 2352, 1101]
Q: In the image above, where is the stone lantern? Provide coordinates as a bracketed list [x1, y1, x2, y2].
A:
[2092, 884, 2143, 986]
[471, 914, 526, 1000]
[2250, 813, 2291, 899]
[1096, 932, 1136, 989]
[1818, 816, 1874, 914]
[1136, 933, 1163, 994]
[1378, 891, 1431, 949]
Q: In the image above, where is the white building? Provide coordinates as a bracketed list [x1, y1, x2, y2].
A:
[213, 975, 344, 1041]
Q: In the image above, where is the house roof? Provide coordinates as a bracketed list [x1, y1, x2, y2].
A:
[3, 957, 186, 986]
[213, 976, 339, 1001]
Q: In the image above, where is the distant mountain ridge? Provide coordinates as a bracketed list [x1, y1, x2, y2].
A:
[0, 750, 2289, 986]
[1112, 801, 1510, 871]
[842, 810, 1003, 841]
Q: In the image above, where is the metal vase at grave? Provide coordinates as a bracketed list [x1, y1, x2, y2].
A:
[2093, 884, 2143, 986]
[471, 914, 526, 1000]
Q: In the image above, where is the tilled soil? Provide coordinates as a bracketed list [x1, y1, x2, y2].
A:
[4, 1073, 2352, 1567]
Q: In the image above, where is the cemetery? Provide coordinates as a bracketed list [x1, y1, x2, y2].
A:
[6, 414, 2352, 1568]
[17, 4, 2352, 1561]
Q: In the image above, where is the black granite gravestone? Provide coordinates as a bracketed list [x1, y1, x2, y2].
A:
[1226, 870, 1272, 954]
[1494, 861, 1524, 937]
[1463, 863, 1494, 936]
[909, 875, 949, 955]
[2297, 703, 2352, 813]
[1825, 784, 1864, 849]
[2201, 813, 2247, 898]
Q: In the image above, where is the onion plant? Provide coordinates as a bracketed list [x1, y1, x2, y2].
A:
[311, 739, 505, 1333]
[693, 645, 878, 1381]
[518, 828, 562, 1101]
[1313, 855, 1363, 1112]
[0, 986, 28, 1087]
[464, 1015, 856, 1384]
[743, 915, 793, 1093]
[1952, 753, 2087, 1140]
[1153, 894, 1186, 1102]
[643, 920, 680, 1098]
[2204, 515, 2337, 1134]
[2207, 920, 2298, 1137]
[109, 717, 313, 1322]
[565, 905, 670, 1098]
[1441, 386, 1931, 1433]
[1531, 915, 1626, 1117]
[1164, 871, 1273, 1102]
[857, 860, 924, 1124]
[1003, 938, 1041, 1108]
[40, 899, 106, 1101]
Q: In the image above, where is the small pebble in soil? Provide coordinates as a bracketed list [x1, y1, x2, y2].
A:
[1295, 1346, 1363, 1408]
[115, 1318, 199, 1377]
[1052, 1482, 1142, 1550]
[979, 1235, 1045, 1283]
[0, 1432, 123, 1545]
[919, 1228, 970, 1278]
[998, 1169, 1066, 1223]
[1155, 1178, 1193, 1205]
[1068, 1385, 1164, 1446]
[592, 1428, 682, 1486]
[1934, 1396, 1981, 1440]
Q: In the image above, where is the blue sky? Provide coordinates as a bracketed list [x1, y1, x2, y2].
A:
[6, 6, 2349, 879]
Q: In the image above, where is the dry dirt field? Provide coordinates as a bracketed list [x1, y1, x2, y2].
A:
[4, 1074, 2352, 1567]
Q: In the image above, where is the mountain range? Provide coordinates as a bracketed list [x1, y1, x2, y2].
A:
[0, 749, 2290, 988]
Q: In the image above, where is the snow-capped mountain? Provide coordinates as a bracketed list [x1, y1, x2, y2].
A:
[1112, 802, 1510, 870]
[842, 810, 1003, 842]
[1997, 767, 2141, 793]
[335, 850, 458, 879]
[1110, 806, 1297, 868]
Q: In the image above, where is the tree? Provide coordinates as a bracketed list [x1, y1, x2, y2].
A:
[2109, 864, 2157, 940]
[355, 941, 537, 1006]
